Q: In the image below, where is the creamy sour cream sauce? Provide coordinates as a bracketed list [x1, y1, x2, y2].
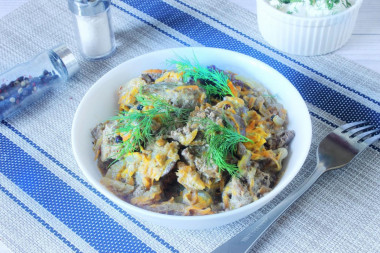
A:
[267, 0, 355, 17]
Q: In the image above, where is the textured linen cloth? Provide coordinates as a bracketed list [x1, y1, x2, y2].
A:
[0, 0, 379, 252]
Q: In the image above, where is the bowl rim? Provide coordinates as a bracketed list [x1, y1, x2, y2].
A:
[257, 0, 363, 21]
[71, 47, 312, 224]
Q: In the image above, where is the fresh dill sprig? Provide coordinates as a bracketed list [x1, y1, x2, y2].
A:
[197, 117, 253, 177]
[325, 0, 340, 9]
[168, 56, 235, 98]
[112, 92, 191, 160]
[136, 92, 190, 123]
[113, 111, 153, 160]
[342, 0, 351, 8]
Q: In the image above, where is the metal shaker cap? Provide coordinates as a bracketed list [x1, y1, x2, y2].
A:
[52, 45, 80, 78]
[68, 0, 111, 16]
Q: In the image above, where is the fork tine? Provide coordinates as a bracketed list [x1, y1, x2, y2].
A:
[354, 129, 379, 140]
[347, 125, 373, 136]
[363, 133, 380, 146]
[338, 121, 366, 131]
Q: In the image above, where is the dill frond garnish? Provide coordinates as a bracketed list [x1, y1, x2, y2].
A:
[112, 92, 191, 160]
[136, 92, 190, 122]
[197, 117, 253, 177]
[342, 0, 351, 8]
[168, 56, 235, 98]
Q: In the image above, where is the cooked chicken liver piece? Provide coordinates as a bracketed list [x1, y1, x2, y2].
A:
[141, 82, 206, 109]
[265, 130, 295, 149]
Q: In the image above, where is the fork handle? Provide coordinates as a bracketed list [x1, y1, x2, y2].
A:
[212, 164, 326, 253]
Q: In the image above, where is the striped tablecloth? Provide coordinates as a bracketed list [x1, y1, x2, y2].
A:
[0, 0, 379, 252]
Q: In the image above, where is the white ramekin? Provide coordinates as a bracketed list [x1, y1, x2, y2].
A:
[256, 0, 363, 56]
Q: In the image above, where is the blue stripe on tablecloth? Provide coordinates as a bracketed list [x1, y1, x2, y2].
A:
[171, 0, 380, 107]
[0, 121, 178, 253]
[116, 0, 380, 129]
[309, 111, 338, 128]
[0, 133, 155, 253]
[111, 3, 190, 46]
[0, 185, 82, 253]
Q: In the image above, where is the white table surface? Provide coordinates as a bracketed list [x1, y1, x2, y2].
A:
[0, 0, 379, 252]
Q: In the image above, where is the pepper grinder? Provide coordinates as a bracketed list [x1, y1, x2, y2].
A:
[0, 45, 79, 121]
[68, 0, 116, 60]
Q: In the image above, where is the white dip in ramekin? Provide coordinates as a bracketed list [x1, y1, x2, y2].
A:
[257, 0, 363, 56]
[267, 0, 356, 17]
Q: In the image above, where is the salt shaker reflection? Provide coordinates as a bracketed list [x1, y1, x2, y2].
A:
[68, 0, 116, 60]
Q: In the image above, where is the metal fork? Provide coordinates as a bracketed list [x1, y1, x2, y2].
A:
[213, 121, 380, 253]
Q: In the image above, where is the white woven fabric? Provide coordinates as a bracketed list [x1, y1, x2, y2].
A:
[0, 0, 379, 252]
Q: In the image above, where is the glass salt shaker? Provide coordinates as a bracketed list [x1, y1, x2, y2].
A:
[68, 0, 116, 60]
[0, 45, 79, 121]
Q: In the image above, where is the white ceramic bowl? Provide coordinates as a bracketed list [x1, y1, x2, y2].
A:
[257, 0, 363, 56]
[71, 47, 312, 229]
